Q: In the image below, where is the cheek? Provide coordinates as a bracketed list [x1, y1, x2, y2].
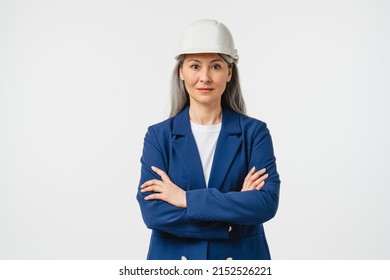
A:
[182, 73, 198, 86]
[215, 75, 230, 88]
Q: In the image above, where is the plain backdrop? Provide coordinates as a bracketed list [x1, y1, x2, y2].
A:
[1, 0, 389, 259]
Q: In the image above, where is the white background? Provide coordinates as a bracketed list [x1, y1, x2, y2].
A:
[1, 0, 389, 259]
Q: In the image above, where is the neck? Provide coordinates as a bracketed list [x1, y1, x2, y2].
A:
[189, 103, 222, 125]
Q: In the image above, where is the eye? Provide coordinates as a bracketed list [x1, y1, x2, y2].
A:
[190, 64, 199, 70]
[211, 64, 222, 70]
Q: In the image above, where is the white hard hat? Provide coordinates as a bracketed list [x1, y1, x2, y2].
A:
[175, 19, 238, 60]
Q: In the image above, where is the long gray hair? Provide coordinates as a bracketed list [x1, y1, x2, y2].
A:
[169, 54, 247, 117]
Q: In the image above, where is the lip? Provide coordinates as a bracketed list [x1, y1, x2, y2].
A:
[197, 88, 213, 93]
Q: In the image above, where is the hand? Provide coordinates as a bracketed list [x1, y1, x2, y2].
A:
[241, 167, 268, 192]
[140, 166, 187, 208]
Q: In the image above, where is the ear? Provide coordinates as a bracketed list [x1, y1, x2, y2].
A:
[227, 64, 233, 82]
[179, 67, 184, 81]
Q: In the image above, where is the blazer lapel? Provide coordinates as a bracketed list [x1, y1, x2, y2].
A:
[172, 106, 207, 189]
[208, 107, 242, 190]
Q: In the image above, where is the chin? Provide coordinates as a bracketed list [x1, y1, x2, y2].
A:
[195, 99, 221, 106]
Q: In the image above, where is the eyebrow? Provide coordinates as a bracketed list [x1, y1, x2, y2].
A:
[188, 58, 224, 63]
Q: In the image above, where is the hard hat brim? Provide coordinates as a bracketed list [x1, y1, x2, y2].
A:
[175, 49, 239, 61]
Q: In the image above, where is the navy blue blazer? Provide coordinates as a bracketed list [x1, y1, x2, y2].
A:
[137, 106, 280, 260]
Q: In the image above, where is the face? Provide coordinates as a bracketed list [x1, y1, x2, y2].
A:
[180, 53, 232, 108]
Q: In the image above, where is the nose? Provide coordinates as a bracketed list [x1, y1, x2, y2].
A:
[199, 68, 211, 83]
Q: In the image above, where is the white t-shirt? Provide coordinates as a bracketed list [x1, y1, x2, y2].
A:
[190, 120, 222, 187]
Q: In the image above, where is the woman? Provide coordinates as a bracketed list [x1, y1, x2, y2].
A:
[137, 19, 280, 260]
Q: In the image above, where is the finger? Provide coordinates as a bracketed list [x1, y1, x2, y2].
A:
[255, 180, 265, 190]
[257, 173, 269, 182]
[243, 167, 256, 190]
[151, 166, 172, 183]
[244, 168, 266, 190]
[140, 184, 164, 193]
[144, 193, 163, 201]
[141, 179, 163, 188]
[248, 173, 268, 190]
[244, 167, 256, 181]
[250, 168, 266, 181]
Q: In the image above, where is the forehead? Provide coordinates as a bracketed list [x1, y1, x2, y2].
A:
[184, 53, 225, 63]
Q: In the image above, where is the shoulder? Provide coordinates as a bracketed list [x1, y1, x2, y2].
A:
[147, 106, 190, 137]
[145, 116, 175, 139]
[241, 115, 271, 144]
[224, 107, 268, 134]
[149, 116, 175, 130]
[241, 114, 267, 129]
[229, 111, 276, 151]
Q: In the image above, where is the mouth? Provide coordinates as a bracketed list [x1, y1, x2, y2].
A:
[197, 88, 213, 93]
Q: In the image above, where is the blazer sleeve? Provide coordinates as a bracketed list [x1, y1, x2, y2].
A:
[136, 126, 230, 239]
[186, 122, 280, 225]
